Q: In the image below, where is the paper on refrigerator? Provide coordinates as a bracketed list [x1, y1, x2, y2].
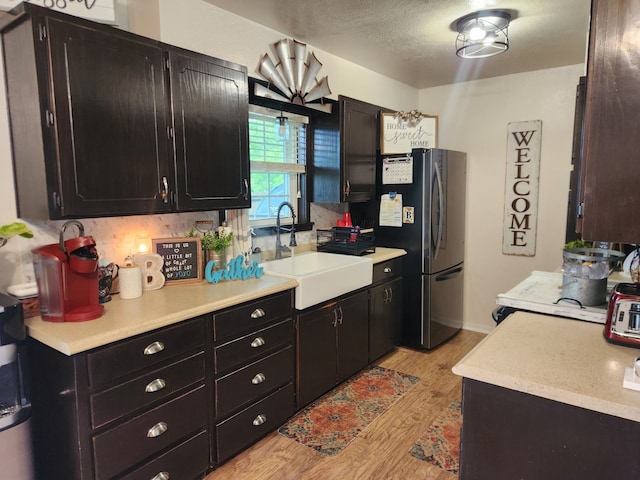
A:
[379, 193, 403, 227]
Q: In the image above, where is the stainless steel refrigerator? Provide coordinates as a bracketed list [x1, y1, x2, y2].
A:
[375, 148, 466, 349]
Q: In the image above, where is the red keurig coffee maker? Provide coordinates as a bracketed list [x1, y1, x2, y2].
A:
[32, 220, 104, 322]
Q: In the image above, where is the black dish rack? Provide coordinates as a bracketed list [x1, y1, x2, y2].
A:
[316, 227, 375, 256]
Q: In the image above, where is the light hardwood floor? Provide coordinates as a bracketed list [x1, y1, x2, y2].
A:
[206, 329, 486, 480]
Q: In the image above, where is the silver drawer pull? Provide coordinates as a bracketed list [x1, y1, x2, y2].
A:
[253, 414, 267, 426]
[145, 378, 166, 393]
[144, 341, 165, 355]
[252, 373, 266, 384]
[250, 337, 266, 348]
[147, 421, 168, 438]
[384, 266, 392, 273]
[151, 472, 169, 480]
[250, 308, 265, 319]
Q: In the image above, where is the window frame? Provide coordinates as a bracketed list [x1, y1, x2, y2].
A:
[248, 106, 307, 228]
[248, 77, 338, 235]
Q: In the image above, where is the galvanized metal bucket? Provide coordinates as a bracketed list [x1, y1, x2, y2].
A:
[561, 248, 625, 306]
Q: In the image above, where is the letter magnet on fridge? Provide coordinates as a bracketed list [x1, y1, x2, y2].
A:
[403, 206, 415, 224]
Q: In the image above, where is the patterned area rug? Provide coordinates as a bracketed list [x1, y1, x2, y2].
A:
[278, 365, 420, 456]
[409, 400, 462, 474]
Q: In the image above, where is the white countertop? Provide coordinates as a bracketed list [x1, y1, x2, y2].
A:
[453, 311, 640, 422]
[26, 247, 406, 355]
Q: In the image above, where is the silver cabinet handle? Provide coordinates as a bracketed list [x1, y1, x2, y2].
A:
[253, 414, 267, 426]
[147, 421, 168, 438]
[243, 178, 249, 200]
[250, 337, 265, 348]
[161, 176, 169, 204]
[250, 308, 265, 319]
[144, 341, 165, 356]
[151, 472, 169, 480]
[252, 373, 266, 384]
[387, 287, 393, 302]
[145, 378, 166, 393]
[384, 266, 392, 273]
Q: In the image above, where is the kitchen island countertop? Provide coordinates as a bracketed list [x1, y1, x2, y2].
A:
[26, 246, 406, 355]
[453, 311, 640, 422]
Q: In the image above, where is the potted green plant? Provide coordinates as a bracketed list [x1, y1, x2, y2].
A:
[186, 227, 233, 272]
[0, 222, 33, 248]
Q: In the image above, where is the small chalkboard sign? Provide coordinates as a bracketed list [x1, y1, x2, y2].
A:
[152, 237, 202, 284]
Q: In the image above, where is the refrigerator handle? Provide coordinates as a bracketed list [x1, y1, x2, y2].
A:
[435, 265, 463, 281]
[433, 160, 444, 259]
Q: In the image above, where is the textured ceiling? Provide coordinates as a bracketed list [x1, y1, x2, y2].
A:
[203, 0, 591, 89]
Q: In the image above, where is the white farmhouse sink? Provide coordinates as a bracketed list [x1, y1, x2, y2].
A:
[261, 252, 373, 310]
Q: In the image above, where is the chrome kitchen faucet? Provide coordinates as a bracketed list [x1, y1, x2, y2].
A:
[275, 201, 297, 259]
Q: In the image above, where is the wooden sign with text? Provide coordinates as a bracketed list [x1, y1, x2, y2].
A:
[0, 0, 117, 24]
[381, 113, 438, 154]
[502, 120, 542, 257]
[152, 237, 202, 284]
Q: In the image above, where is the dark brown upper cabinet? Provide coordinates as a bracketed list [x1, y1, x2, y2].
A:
[169, 50, 249, 212]
[313, 95, 381, 203]
[0, 3, 249, 219]
[580, 0, 640, 243]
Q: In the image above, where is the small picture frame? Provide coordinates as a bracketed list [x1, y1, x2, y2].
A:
[152, 237, 202, 284]
[380, 112, 438, 154]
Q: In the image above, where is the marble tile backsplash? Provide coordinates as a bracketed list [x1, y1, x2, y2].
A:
[0, 203, 345, 291]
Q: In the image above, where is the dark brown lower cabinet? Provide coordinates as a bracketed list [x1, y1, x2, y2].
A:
[460, 379, 640, 480]
[215, 384, 294, 462]
[29, 316, 210, 480]
[296, 290, 369, 408]
[369, 258, 403, 362]
[211, 291, 295, 464]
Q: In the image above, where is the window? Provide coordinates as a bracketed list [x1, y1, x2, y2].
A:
[248, 106, 308, 227]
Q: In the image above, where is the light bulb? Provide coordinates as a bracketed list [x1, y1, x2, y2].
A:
[136, 233, 151, 253]
[275, 113, 290, 141]
[468, 26, 487, 41]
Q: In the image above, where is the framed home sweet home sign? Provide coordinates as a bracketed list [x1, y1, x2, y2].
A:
[381, 112, 438, 154]
[0, 0, 117, 24]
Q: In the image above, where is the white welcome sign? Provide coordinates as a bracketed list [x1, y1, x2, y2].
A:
[502, 120, 542, 256]
[0, 0, 116, 24]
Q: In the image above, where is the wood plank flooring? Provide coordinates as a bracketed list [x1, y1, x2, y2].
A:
[206, 329, 486, 480]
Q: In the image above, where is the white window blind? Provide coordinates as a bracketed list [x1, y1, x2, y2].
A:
[248, 106, 308, 224]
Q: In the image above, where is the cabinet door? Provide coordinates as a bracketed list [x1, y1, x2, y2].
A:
[387, 277, 403, 347]
[369, 282, 389, 362]
[296, 304, 338, 408]
[336, 290, 369, 383]
[47, 18, 172, 217]
[169, 51, 250, 211]
[581, 0, 640, 243]
[340, 96, 379, 203]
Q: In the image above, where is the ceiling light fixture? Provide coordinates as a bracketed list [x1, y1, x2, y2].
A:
[455, 9, 511, 59]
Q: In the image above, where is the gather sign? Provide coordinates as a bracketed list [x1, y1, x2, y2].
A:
[502, 120, 542, 257]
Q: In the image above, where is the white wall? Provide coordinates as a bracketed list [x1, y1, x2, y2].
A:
[419, 64, 585, 332]
[149, 0, 418, 111]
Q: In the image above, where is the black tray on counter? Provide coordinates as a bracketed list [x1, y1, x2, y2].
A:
[316, 227, 375, 256]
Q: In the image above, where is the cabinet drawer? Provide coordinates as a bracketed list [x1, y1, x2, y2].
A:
[216, 383, 294, 463]
[119, 430, 209, 480]
[87, 317, 206, 388]
[92, 385, 208, 480]
[213, 291, 292, 340]
[372, 258, 403, 283]
[90, 352, 205, 429]
[216, 346, 294, 417]
[215, 318, 293, 374]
